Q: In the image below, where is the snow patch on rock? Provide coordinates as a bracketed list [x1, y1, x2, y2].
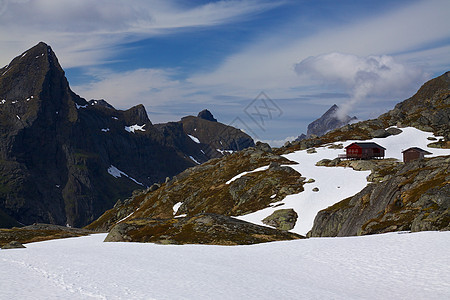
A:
[107, 165, 143, 186]
[188, 134, 200, 144]
[125, 124, 146, 133]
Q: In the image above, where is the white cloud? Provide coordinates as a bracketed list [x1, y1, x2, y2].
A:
[189, 0, 449, 93]
[0, 0, 282, 68]
[72, 68, 186, 109]
[294, 53, 429, 119]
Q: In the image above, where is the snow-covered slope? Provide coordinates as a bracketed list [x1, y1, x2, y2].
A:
[238, 127, 450, 235]
[1, 231, 449, 299]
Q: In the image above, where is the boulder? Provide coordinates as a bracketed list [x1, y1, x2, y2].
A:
[386, 127, 402, 136]
[262, 209, 298, 231]
[370, 129, 391, 138]
[255, 142, 272, 153]
[1, 241, 26, 249]
[316, 159, 331, 166]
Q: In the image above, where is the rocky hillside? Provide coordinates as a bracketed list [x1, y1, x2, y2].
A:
[0, 42, 253, 228]
[0, 224, 93, 248]
[309, 155, 449, 237]
[87, 143, 306, 243]
[380, 71, 450, 140]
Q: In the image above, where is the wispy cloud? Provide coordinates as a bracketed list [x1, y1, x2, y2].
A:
[0, 0, 282, 67]
[189, 0, 449, 92]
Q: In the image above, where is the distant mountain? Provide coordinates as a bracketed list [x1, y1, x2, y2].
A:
[155, 109, 254, 160]
[0, 42, 254, 228]
[296, 104, 357, 141]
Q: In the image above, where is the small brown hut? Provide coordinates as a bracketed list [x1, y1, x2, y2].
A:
[402, 147, 432, 163]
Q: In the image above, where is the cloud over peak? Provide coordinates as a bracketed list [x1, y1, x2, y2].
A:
[295, 52, 430, 119]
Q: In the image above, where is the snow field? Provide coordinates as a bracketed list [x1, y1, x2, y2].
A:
[1, 231, 449, 299]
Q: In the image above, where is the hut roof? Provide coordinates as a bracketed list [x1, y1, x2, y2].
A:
[345, 142, 386, 150]
[401, 147, 432, 154]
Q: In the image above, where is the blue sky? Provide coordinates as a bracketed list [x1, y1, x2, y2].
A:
[1, 0, 449, 145]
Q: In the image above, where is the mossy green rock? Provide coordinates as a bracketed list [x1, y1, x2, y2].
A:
[262, 209, 298, 231]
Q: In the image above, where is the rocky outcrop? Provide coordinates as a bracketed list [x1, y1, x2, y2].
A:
[104, 213, 303, 245]
[262, 209, 298, 231]
[308, 156, 450, 237]
[0, 223, 93, 247]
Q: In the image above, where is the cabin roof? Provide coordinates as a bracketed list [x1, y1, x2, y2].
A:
[345, 142, 386, 150]
[401, 147, 432, 154]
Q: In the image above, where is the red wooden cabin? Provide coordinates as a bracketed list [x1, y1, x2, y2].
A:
[341, 142, 386, 159]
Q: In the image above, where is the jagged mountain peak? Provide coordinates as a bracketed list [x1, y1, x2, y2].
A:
[298, 104, 357, 139]
[0, 42, 66, 102]
[120, 104, 151, 125]
[324, 104, 339, 114]
[197, 109, 217, 122]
